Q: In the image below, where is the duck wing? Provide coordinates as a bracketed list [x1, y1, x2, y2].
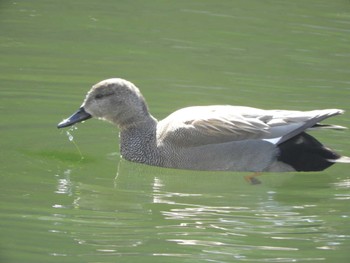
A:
[265, 108, 344, 144]
[157, 106, 344, 147]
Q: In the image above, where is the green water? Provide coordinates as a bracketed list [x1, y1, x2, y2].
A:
[1, 0, 350, 262]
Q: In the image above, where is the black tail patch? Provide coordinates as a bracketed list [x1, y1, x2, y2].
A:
[277, 132, 340, 171]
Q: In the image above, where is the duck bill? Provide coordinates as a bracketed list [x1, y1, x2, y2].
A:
[57, 107, 92, 128]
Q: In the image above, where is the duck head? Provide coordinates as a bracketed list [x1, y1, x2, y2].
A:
[57, 78, 150, 129]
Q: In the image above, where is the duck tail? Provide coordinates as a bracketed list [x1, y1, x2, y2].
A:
[328, 156, 350, 163]
[277, 132, 346, 171]
[309, 123, 347, 130]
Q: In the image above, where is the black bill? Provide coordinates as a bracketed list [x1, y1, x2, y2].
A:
[57, 107, 92, 128]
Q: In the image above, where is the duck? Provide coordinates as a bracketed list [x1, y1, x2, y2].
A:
[57, 78, 350, 178]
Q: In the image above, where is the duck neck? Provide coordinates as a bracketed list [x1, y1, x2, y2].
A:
[119, 115, 162, 166]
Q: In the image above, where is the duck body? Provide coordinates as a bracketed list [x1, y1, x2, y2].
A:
[57, 78, 349, 172]
[120, 119, 280, 172]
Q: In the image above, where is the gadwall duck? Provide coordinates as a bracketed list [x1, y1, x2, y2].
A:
[57, 78, 350, 175]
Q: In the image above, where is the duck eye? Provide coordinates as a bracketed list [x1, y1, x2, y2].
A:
[95, 91, 114, 100]
[95, 94, 104, 99]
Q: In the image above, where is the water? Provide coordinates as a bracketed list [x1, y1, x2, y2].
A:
[1, 0, 350, 262]
[65, 126, 84, 160]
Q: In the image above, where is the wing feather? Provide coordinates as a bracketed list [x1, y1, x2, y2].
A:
[157, 106, 344, 147]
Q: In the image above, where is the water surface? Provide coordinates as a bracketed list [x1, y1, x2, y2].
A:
[1, 1, 350, 262]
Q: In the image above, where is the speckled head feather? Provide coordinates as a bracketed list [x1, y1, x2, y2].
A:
[82, 78, 152, 128]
